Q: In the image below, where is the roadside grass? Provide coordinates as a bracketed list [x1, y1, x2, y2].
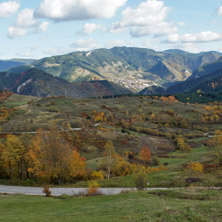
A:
[0, 189, 221, 222]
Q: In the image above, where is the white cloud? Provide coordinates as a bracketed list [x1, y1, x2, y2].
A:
[79, 23, 104, 35]
[111, 0, 176, 37]
[44, 39, 101, 55]
[164, 31, 222, 45]
[34, 0, 127, 21]
[181, 31, 222, 43]
[39, 21, 50, 32]
[71, 38, 101, 51]
[8, 26, 26, 39]
[217, 5, 222, 15]
[8, 9, 50, 39]
[15, 9, 37, 27]
[130, 22, 177, 38]
[167, 34, 180, 43]
[0, 1, 20, 18]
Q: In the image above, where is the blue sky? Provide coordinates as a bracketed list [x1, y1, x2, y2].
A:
[0, 0, 222, 59]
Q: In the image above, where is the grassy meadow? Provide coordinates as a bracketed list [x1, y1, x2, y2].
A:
[0, 189, 222, 222]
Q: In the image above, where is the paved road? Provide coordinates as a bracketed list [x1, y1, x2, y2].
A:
[0, 123, 100, 135]
[0, 185, 173, 196]
[1, 185, 220, 196]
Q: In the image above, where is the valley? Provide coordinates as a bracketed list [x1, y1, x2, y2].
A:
[1, 0, 222, 221]
[0, 93, 221, 189]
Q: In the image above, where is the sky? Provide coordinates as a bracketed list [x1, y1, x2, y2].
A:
[1, 0, 222, 59]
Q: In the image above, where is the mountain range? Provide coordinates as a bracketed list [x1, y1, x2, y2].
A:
[3, 47, 221, 92]
[0, 68, 132, 98]
[1, 47, 222, 98]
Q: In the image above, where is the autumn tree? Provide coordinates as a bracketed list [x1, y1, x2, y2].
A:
[133, 166, 147, 190]
[29, 124, 86, 184]
[177, 135, 191, 152]
[0, 140, 6, 178]
[139, 146, 151, 166]
[209, 130, 222, 165]
[112, 154, 132, 177]
[185, 162, 203, 176]
[2, 135, 26, 179]
[103, 140, 116, 179]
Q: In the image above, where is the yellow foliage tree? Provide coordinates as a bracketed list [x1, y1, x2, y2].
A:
[133, 165, 147, 190]
[209, 130, 222, 165]
[177, 135, 191, 152]
[186, 162, 203, 174]
[103, 140, 116, 180]
[2, 135, 26, 179]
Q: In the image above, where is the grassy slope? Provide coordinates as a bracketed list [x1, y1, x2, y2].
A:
[0, 189, 221, 222]
[71, 143, 222, 188]
[1, 94, 222, 188]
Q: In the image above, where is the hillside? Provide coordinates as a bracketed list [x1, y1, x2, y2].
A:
[167, 60, 222, 94]
[139, 86, 166, 96]
[0, 68, 132, 98]
[188, 56, 222, 80]
[0, 93, 221, 189]
[11, 47, 219, 92]
[0, 59, 34, 72]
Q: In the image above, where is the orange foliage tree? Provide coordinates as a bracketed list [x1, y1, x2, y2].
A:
[28, 124, 86, 184]
[139, 146, 151, 166]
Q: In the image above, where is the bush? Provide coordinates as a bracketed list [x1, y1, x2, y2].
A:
[43, 186, 51, 197]
[133, 167, 147, 190]
[185, 162, 203, 175]
[91, 171, 104, 180]
[87, 181, 100, 196]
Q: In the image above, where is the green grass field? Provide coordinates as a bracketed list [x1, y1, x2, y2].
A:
[0, 189, 221, 222]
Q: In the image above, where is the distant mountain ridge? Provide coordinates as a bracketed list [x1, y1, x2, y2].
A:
[5, 47, 220, 92]
[0, 68, 132, 98]
[0, 59, 35, 72]
[1, 47, 222, 95]
[166, 57, 222, 94]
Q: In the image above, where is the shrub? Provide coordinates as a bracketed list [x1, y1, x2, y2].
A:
[91, 171, 104, 180]
[133, 167, 147, 190]
[87, 181, 100, 196]
[177, 135, 191, 152]
[115, 161, 132, 176]
[43, 186, 51, 197]
[185, 162, 203, 175]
